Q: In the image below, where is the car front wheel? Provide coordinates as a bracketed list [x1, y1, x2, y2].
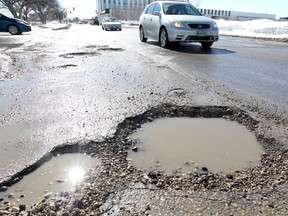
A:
[159, 27, 169, 48]
[8, 25, 20, 35]
[139, 26, 147, 42]
[201, 42, 213, 48]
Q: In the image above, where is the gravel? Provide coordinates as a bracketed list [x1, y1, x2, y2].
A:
[0, 105, 287, 216]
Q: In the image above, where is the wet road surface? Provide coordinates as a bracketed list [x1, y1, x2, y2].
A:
[0, 23, 287, 183]
[118, 28, 288, 106]
[0, 25, 205, 182]
[0, 24, 287, 215]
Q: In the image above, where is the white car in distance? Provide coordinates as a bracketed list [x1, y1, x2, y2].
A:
[102, 17, 122, 31]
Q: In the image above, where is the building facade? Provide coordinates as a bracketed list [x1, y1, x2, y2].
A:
[198, 8, 275, 20]
[96, 0, 152, 20]
[95, 0, 276, 21]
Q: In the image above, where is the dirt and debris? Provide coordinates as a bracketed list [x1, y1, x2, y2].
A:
[0, 105, 287, 215]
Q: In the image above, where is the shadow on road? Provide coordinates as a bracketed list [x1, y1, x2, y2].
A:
[145, 41, 235, 55]
[170, 43, 235, 55]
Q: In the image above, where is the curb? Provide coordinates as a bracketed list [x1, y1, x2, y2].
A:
[219, 34, 288, 43]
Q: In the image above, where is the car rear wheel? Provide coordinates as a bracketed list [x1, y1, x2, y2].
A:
[139, 26, 147, 42]
[8, 25, 20, 35]
[159, 27, 169, 48]
[201, 42, 213, 48]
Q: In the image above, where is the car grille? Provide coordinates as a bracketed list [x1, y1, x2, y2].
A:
[186, 36, 216, 41]
[188, 24, 210, 29]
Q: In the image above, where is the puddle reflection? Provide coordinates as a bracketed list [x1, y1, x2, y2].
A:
[0, 153, 100, 208]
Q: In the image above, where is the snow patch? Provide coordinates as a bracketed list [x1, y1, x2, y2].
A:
[41, 21, 71, 30]
[216, 19, 288, 38]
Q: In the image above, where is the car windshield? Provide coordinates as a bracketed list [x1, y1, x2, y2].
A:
[104, 17, 118, 22]
[163, 3, 202, 15]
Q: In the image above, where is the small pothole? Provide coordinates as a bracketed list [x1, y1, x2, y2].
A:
[167, 88, 186, 96]
[59, 52, 100, 58]
[128, 117, 263, 174]
[59, 46, 124, 58]
[85, 45, 124, 52]
[57, 64, 78, 68]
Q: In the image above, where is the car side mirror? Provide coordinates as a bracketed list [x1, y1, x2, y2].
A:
[152, 11, 161, 16]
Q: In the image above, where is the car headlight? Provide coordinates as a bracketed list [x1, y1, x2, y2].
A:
[170, 20, 184, 28]
[211, 21, 218, 28]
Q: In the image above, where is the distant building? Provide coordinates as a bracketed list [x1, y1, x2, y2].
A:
[95, 0, 276, 21]
[198, 8, 276, 20]
[279, 17, 288, 20]
[96, 0, 151, 20]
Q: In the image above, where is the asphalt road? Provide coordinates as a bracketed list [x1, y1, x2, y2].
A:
[119, 27, 288, 106]
[0, 24, 287, 183]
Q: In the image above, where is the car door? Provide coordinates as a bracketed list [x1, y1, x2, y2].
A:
[150, 3, 162, 39]
[0, 14, 7, 31]
[143, 3, 156, 38]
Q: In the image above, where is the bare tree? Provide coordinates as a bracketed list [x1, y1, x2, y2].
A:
[0, 0, 30, 18]
[0, 0, 63, 23]
[28, 0, 59, 24]
[49, 4, 66, 23]
[22, 4, 32, 21]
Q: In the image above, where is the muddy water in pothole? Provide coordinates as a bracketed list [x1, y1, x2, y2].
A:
[0, 153, 100, 208]
[128, 117, 263, 174]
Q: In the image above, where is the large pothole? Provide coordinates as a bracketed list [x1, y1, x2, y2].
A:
[127, 117, 263, 174]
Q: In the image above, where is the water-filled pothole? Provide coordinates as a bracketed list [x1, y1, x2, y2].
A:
[0, 153, 99, 208]
[128, 117, 263, 174]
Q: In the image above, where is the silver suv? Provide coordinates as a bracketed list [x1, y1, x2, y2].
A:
[139, 1, 219, 48]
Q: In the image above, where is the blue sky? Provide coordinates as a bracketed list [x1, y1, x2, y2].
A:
[198, 0, 288, 18]
[60, 0, 288, 19]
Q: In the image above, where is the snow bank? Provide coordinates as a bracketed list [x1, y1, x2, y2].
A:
[38, 19, 288, 40]
[40, 21, 72, 30]
[216, 19, 288, 39]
